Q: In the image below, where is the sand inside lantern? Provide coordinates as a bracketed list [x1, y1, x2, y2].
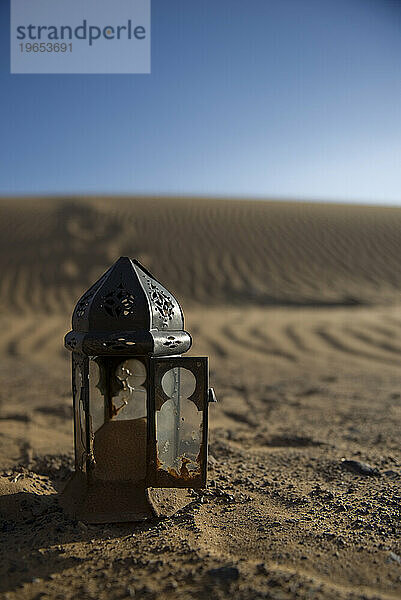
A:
[93, 417, 147, 481]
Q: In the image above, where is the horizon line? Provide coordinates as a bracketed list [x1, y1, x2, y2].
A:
[1, 191, 401, 209]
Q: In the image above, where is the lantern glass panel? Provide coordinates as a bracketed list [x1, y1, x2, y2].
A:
[92, 358, 148, 482]
[156, 367, 202, 477]
[113, 359, 147, 420]
[73, 359, 86, 471]
[89, 359, 105, 433]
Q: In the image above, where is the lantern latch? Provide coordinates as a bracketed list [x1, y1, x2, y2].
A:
[208, 387, 217, 403]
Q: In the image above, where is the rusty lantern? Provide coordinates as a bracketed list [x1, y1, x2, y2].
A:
[62, 257, 216, 523]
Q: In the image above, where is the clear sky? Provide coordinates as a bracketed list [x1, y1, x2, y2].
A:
[0, 0, 400, 203]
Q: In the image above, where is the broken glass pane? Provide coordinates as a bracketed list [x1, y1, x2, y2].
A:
[157, 367, 201, 478]
[73, 361, 86, 471]
[113, 359, 147, 420]
[89, 359, 105, 433]
[92, 359, 147, 482]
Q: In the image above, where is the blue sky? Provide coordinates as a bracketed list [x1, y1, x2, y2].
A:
[0, 0, 400, 203]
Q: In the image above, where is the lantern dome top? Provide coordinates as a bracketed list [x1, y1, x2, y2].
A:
[64, 257, 191, 356]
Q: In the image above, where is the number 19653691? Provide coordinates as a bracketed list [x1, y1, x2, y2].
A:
[20, 43, 73, 53]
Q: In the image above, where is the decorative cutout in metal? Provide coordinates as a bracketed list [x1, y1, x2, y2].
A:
[76, 288, 96, 319]
[102, 284, 135, 318]
[162, 335, 181, 349]
[146, 280, 174, 326]
[75, 272, 108, 319]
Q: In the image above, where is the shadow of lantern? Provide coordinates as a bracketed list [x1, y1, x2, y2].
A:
[61, 257, 216, 523]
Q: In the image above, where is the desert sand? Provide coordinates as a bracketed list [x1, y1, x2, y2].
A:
[0, 196, 400, 600]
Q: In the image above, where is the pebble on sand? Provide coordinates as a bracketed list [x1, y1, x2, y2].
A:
[207, 565, 240, 582]
[340, 459, 380, 476]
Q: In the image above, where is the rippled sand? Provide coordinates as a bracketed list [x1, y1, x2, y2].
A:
[0, 197, 400, 600]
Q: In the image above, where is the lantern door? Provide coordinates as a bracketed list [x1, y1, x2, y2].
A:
[148, 356, 208, 488]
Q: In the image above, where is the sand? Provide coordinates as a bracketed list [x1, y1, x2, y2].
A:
[0, 196, 400, 599]
[93, 418, 147, 481]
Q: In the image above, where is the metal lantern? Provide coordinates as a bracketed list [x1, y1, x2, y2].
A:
[62, 257, 216, 523]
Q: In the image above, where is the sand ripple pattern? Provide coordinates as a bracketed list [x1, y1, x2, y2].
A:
[2, 197, 401, 313]
[193, 307, 401, 370]
[2, 307, 401, 374]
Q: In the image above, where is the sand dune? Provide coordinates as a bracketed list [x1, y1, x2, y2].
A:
[2, 197, 401, 314]
[0, 197, 401, 600]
